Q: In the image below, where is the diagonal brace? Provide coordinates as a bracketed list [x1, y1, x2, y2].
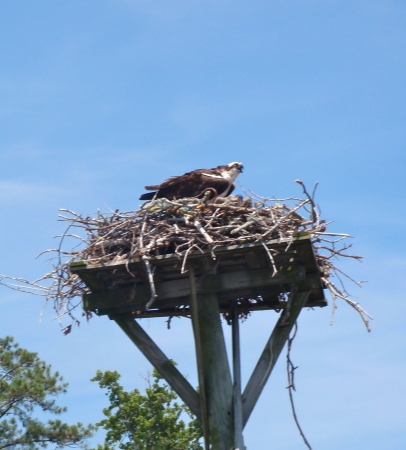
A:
[242, 286, 311, 428]
[112, 314, 201, 420]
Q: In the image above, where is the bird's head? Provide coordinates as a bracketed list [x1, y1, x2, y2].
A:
[220, 162, 243, 182]
[227, 162, 244, 173]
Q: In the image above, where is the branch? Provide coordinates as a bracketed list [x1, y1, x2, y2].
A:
[322, 277, 372, 332]
[286, 323, 313, 449]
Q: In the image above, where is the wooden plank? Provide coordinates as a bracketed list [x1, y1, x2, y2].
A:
[88, 289, 327, 317]
[112, 314, 201, 420]
[232, 308, 246, 450]
[188, 266, 210, 450]
[82, 265, 307, 311]
[189, 266, 234, 450]
[242, 287, 311, 428]
[244, 250, 267, 269]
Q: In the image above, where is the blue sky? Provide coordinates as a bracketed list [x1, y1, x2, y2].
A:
[1, 1, 405, 448]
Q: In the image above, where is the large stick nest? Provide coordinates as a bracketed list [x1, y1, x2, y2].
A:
[0, 181, 372, 332]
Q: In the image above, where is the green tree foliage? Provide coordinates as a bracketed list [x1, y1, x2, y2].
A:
[0, 336, 95, 449]
[92, 368, 203, 450]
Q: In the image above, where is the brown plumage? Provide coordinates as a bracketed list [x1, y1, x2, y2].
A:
[140, 162, 243, 201]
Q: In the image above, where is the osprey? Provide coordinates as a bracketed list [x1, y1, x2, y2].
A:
[139, 162, 243, 201]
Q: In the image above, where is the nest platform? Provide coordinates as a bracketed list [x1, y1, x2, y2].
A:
[70, 233, 326, 319]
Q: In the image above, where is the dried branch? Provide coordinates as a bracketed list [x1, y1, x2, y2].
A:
[194, 219, 214, 244]
[286, 323, 313, 449]
[322, 277, 372, 332]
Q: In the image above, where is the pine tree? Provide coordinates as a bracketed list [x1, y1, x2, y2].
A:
[0, 336, 95, 449]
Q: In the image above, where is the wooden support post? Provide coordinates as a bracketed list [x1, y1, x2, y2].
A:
[188, 267, 210, 450]
[242, 288, 311, 427]
[232, 308, 246, 450]
[112, 314, 201, 420]
[189, 265, 234, 450]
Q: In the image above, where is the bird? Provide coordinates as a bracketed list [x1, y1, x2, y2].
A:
[139, 162, 244, 201]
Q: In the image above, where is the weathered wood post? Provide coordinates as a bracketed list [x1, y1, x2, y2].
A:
[232, 306, 245, 450]
[189, 264, 235, 449]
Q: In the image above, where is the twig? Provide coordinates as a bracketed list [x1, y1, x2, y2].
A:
[180, 241, 195, 274]
[295, 179, 319, 226]
[260, 241, 278, 276]
[286, 323, 313, 450]
[257, 199, 310, 241]
[322, 277, 372, 332]
[194, 220, 214, 244]
[143, 256, 158, 309]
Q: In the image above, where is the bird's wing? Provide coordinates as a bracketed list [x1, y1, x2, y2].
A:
[156, 172, 230, 198]
[144, 168, 217, 190]
[227, 184, 235, 196]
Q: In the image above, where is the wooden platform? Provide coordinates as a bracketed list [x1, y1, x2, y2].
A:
[70, 233, 326, 318]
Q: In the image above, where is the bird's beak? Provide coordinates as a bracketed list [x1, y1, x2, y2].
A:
[239, 165, 244, 173]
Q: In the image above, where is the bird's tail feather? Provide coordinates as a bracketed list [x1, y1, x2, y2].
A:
[139, 192, 157, 200]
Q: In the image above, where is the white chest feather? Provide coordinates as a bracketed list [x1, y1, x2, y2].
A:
[221, 167, 240, 182]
